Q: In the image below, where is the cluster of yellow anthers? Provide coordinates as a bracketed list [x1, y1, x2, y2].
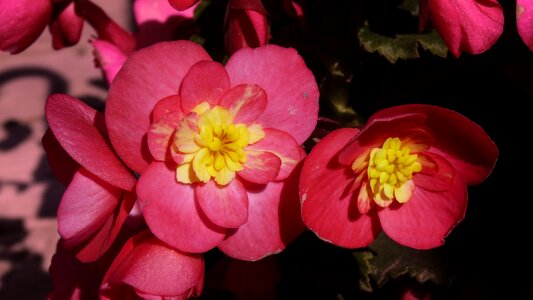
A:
[174, 102, 264, 185]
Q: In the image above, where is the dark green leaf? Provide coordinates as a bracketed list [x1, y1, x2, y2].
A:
[352, 250, 375, 292]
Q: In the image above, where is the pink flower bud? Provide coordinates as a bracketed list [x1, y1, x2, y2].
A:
[224, 0, 269, 55]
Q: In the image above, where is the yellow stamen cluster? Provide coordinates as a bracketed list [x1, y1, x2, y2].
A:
[367, 137, 422, 204]
[174, 103, 263, 185]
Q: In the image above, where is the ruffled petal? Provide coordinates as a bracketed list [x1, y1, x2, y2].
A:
[413, 151, 456, 191]
[148, 112, 182, 161]
[218, 84, 267, 124]
[378, 176, 468, 249]
[225, 45, 319, 144]
[300, 128, 381, 248]
[106, 41, 211, 173]
[238, 150, 281, 184]
[218, 164, 305, 261]
[45, 94, 136, 191]
[137, 162, 226, 253]
[152, 95, 182, 123]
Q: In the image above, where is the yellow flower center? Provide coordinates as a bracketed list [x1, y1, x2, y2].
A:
[174, 102, 264, 185]
[366, 137, 422, 205]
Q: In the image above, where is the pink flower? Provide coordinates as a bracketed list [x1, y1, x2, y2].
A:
[224, 0, 269, 55]
[517, 0, 533, 51]
[100, 231, 204, 300]
[168, 0, 200, 11]
[300, 105, 498, 250]
[105, 40, 319, 260]
[419, 0, 504, 57]
[43, 94, 137, 262]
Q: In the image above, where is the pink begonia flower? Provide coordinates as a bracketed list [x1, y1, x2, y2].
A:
[105, 40, 318, 260]
[169, 0, 200, 11]
[419, 0, 504, 57]
[224, 0, 269, 55]
[517, 0, 533, 51]
[92, 0, 197, 84]
[100, 231, 204, 299]
[44, 93, 137, 262]
[300, 105, 498, 250]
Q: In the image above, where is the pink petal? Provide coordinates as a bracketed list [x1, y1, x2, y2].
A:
[517, 0, 533, 51]
[92, 39, 128, 84]
[218, 163, 305, 261]
[413, 151, 456, 191]
[104, 231, 204, 297]
[180, 61, 231, 113]
[0, 0, 52, 53]
[195, 179, 249, 228]
[218, 84, 267, 124]
[368, 104, 498, 185]
[106, 41, 211, 173]
[45, 94, 136, 191]
[134, 0, 197, 48]
[75, 191, 136, 262]
[378, 176, 468, 249]
[58, 169, 122, 247]
[238, 151, 281, 184]
[137, 162, 226, 253]
[225, 45, 319, 144]
[428, 0, 504, 57]
[246, 128, 302, 180]
[224, 0, 269, 54]
[148, 112, 182, 161]
[49, 1, 84, 49]
[42, 129, 79, 186]
[152, 95, 182, 123]
[168, 0, 199, 11]
[300, 128, 381, 248]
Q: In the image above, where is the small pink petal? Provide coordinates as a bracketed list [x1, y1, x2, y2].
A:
[103, 231, 204, 297]
[148, 112, 182, 161]
[218, 84, 267, 124]
[238, 151, 281, 184]
[518, 0, 533, 51]
[49, 1, 84, 49]
[75, 191, 136, 262]
[414, 151, 456, 191]
[378, 176, 468, 249]
[137, 162, 226, 253]
[106, 41, 211, 173]
[246, 128, 302, 180]
[225, 45, 319, 144]
[428, 0, 504, 56]
[0, 0, 52, 53]
[218, 164, 305, 261]
[300, 128, 381, 248]
[58, 169, 121, 247]
[180, 61, 231, 113]
[42, 129, 79, 186]
[168, 0, 199, 11]
[224, 0, 269, 54]
[92, 39, 128, 84]
[152, 94, 182, 123]
[45, 94, 136, 191]
[195, 179, 249, 228]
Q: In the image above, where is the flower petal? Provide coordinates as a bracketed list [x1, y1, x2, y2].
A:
[518, 0, 533, 51]
[238, 150, 281, 184]
[168, 0, 199, 11]
[42, 129, 79, 186]
[246, 128, 302, 180]
[0, 0, 52, 53]
[225, 45, 319, 144]
[368, 104, 498, 185]
[152, 94, 182, 123]
[148, 112, 182, 161]
[413, 151, 456, 191]
[91, 39, 128, 84]
[218, 165, 305, 261]
[300, 128, 380, 248]
[58, 169, 121, 247]
[106, 41, 211, 173]
[195, 179, 249, 228]
[218, 84, 267, 124]
[378, 176, 468, 249]
[137, 162, 226, 253]
[49, 1, 84, 49]
[180, 61, 231, 113]
[104, 231, 204, 297]
[45, 94, 136, 191]
[428, 0, 504, 56]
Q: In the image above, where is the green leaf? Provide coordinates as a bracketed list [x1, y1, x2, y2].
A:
[352, 250, 375, 292]
[357, 23, 448, 63]
[369, 233, 459, 287]
[398, 0, 420, 16]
